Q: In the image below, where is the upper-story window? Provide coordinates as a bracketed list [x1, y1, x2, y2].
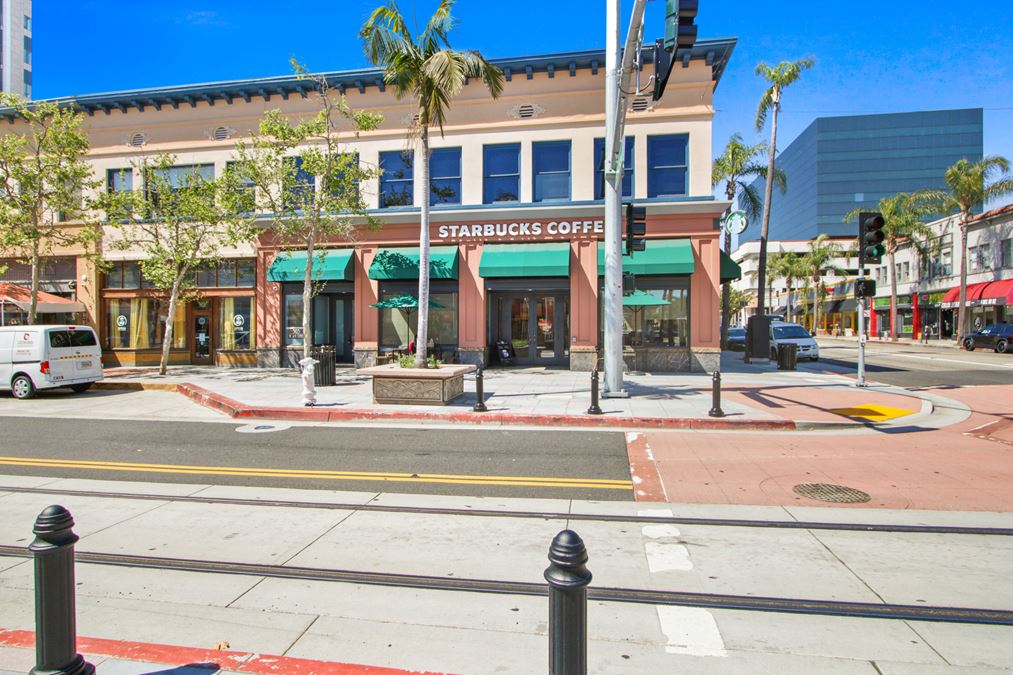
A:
[1001, 238, 1013, 268]
[594, 137, 634, 200]
[532, 140, 571, 202]
[284, 157, 315, 207]
[483, 143, 520, 204]
[430, 147, 461, 205]
[647, 134, 689, 198]
[379, 150, 414, 208]
[24, 15, 32, 31]
[107, 168, 133, 193]
[323, 153, 360, 203]
[23, 37, 31, 66]
[969, 243, 992, 273]
[146, 164, 214, 205]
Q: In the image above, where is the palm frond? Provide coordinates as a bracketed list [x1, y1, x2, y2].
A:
[459, 50, 505, 99]
[984, 177, 1013, 204]
[755, 88, 773, 131]
[418, 0, 455, 55]
[736, 182, 764, 221]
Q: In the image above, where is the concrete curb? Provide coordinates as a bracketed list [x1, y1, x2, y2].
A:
[93, 381, 179, 392]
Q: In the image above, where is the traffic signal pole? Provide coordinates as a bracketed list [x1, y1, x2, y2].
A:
[857, 262, 867, 387]
[603, 0, 647, 397]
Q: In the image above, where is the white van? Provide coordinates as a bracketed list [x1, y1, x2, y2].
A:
[0, 325, 103, 399]
[769, 321, 820, 361]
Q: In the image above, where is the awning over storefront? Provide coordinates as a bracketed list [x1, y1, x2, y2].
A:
[941, 279, 1013, 308]
[267, 249, 354, 282]
[368, 246, 459, 280]
[596, 239, 695, 276]
[0, 283, 85, 314]
[479, 242, 570, 278]
[720, 250, 742, 282]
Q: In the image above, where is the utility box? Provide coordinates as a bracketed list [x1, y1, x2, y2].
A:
[746, 314, 771, 361]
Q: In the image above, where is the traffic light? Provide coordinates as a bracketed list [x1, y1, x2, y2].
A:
[859, 211, 886, 265]
[654, 0, 698, 101]
[623, 272, 636, 295]
[625, 203, 646, 255]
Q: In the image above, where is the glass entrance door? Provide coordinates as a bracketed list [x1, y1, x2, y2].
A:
[497, 293, 569, 365]
[192, 309, 212, 364]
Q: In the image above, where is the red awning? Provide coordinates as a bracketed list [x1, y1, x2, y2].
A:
[941, 279, 1013, 307]
[0, 282, 86, 314]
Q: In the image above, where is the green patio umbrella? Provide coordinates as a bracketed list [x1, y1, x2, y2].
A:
[622, 290, 670, 345]
[370, 294, 446, 349]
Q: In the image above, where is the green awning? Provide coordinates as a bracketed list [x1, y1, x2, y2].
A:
[720, 250, 742, 283]
[368, 246, 459, 280]
[597, 239, 694, 276]
[479, 242, 571, 278]
[267, 249, 354, 282]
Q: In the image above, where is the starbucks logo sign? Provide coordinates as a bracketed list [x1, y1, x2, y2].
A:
[116, 315, 128, 328]
[233, 314, 245, 328]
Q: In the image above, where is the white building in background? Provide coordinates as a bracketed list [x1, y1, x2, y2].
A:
[1, 0, 32, 97]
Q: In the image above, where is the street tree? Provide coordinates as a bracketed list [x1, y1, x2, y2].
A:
[101, 155, 258, 375]
[233, 62, 382, 361]
[753, 58, 814, 325]
[0, 94, 102, 324]
[712, 133, 786, 347]
[768, 251, 805, 323]
[920, 156, 1013, 341]
[361, 0, 503, 366]
[728, 287, 751, 323]
[846, 192, 935, 340]
[800, 234, 845, 335]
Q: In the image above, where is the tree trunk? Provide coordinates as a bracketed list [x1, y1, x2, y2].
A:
[719, 181, 735, 350]
[159, 274, 184, 376]
[956, 215, 969, 343]
[415, 127, 431, 367]
[28, 240, 41, 325]
[813, 278, 820, 337]
[755, 91, 780, 322]
[303, 233, 315, 361]
[888, 250, 898, 341]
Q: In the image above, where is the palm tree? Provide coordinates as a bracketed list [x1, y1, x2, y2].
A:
[846, 192, 936, 340]
[361, 0, 503, 366]
[712, 133, 786, 348]
[920, 156, 1013, 342]
[753, 58, 814, 329]
[800, 234, 845, 336]
[768, 251, 805, 323]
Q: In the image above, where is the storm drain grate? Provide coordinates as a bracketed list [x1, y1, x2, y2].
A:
[793, 483, 871, 504]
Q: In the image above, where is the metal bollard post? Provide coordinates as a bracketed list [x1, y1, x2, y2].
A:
[30, 505, 94, 675]
[473, 367, 488, 412]
[544, 529, 592, 675]
[587, 370, 603, 415]
[708, 370, 725, 418]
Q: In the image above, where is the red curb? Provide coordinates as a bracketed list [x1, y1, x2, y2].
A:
[624, 432, 668, 502]
[176, 382, 799, 431]
[0, 629, 446, 674]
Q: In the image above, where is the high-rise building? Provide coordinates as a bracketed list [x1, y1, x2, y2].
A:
[1, 0, 32, 98]
[745, 108, 983, 241]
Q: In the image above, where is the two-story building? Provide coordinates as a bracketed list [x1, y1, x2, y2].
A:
[3, 39, 740, 371]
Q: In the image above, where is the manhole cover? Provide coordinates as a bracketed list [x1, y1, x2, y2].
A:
[793, 483, 871, 504]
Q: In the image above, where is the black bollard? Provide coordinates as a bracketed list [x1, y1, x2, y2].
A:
[544, 530, 592, 675]
[30, 505, 94, 675]
[473, 367, 488, 413]
[587, 370, 603, 415]
[708, 370, 725, 418]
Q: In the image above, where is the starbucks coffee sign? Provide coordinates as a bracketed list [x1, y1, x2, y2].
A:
[436, 219, 605, 242]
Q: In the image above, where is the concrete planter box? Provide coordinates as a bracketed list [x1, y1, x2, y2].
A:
[357, 363, 476, 405]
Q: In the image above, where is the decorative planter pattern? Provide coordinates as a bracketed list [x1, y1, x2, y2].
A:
[356, 363, 475, 405]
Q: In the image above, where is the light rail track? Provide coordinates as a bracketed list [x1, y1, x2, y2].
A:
[2, 484, 1011, 536]
[0, 545, 1009, 626]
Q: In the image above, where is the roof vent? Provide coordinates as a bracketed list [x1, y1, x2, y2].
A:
[127, 132, 148, 148]
[630, 97, 651, 112]
[509, 103, 545, 120]
[211, 126, 233, 141]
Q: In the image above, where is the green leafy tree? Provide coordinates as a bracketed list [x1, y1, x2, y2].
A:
[712, 133, 786, 347]
[0, 94, 102, 324]
[800, 234, 845, 336]
[233, 62, 382, 361]
[753, 58, 814, 326]
[767, 251, 806, 323]
[728, 287, 751, 324]
[920, 156, 1013, 341]
[101, 155, 259, 375]
[361, 0, 503, 366]
[846, 192, 935, 340]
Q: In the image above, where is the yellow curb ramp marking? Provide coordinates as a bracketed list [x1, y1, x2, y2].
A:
[829, 404, 917, 422]
[0, 456, 632, 491]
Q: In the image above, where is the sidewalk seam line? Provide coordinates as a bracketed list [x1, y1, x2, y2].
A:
[902, 621, 953, 666]
[280, 614, 320, 658]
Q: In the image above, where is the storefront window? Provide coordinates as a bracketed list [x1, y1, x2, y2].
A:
[284, 293, 304, 346]
[601, 280, 690, 348]
[105, 298, 185, 350]
[219, 297, 255, 350]
[378, 287, 458, 353]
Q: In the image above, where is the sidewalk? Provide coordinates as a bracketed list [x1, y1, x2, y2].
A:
[1, 477, 1011, 674]
[821, 335, 962, 349]
[95, 354, 942, 432]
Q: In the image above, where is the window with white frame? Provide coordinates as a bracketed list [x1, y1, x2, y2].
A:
[1001, 238, 1012, 268]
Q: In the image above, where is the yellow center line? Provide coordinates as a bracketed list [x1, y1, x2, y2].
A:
[0, 456, 632, 490]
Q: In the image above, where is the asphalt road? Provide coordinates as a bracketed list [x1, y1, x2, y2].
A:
[804, 339, 1013, 387]
[0, 416, 633, 500]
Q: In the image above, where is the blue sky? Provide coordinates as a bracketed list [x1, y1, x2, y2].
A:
[35, 1, 1013, 165]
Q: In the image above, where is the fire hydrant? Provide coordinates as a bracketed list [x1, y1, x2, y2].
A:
[298, 357, 318, 407]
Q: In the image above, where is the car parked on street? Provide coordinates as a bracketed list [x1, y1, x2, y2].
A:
[0, 325, 103, 399]
[769, 321, 820, 361]
[962, 324, 1013, 353]
[726, 327, 746, 351]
